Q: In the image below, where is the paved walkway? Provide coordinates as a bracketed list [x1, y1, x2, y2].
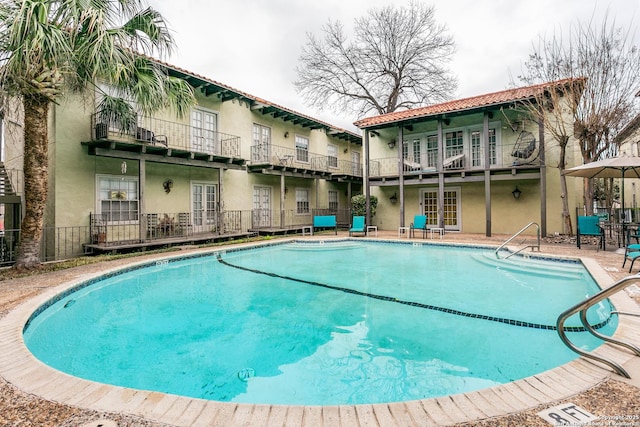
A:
[0, 232, 639, 426]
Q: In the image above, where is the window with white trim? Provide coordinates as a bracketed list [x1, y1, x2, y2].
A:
[327, 144, 338, 168]
[191, 108, 218, 153]
[471, 128, 497, 167]
[97, 175, 139, 222]
[426, 135, 438, 168]
[252, 123, 271, 162]
[328, 190, 338, 211]
[295, 135, 309, 163]
[296, 189, 310, 214]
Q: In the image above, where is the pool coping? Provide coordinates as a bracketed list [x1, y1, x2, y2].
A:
[1, 238, 639, 426]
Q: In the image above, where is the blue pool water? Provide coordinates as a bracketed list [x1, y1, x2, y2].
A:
[23, 240, 616, 405]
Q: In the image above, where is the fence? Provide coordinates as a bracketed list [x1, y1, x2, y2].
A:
[0, 208, 356, 267]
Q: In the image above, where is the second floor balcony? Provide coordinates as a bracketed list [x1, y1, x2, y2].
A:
[370, 137, 543, 179]
[248, 144, 362, 180]
[91, 113, 242, 159]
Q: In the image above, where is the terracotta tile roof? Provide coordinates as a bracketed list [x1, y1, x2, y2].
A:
[353, 78, 584, 129]
[147, 56, 361, 142]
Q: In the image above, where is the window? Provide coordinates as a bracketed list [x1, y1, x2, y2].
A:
[421, 187, 461, 230]
[471, 128, 497, 167]
[252, 124, 271, 162]
[191, 109, 218, 153]
[445, 131, 464, 169]
[426, 135, 438, 168]
[327, 144, 338, 168]
[445, 131, 464, 157]
[253, 123, 270, 145]
[295, 135, 309, 163]
[296, 189, 309, 214]
[471, 131, 482, 167]
[97, 176, 138, 222]
[192, 183, 216, 232]
[402, 138, 421, 163]
[328, 190, 338, 211]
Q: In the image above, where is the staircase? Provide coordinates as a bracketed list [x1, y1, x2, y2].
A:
[0, 163, 17, 197]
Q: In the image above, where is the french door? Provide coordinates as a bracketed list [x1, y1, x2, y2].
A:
[421, 187, 461, 230]
[252, 186, 272, 228]
[191, 109, 217, 153]
[191, 183, 217, 233]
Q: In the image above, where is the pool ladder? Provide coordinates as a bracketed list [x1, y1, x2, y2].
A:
[557, 275, 640, 378]
[495, 222, 541, 259]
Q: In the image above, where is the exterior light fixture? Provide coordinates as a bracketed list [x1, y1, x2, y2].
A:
[388, 140, 396, 149]
[390, 192, 398, 204]
[163, 179, 174, 193]
[120, 161, 127, 174]
[512, 186, 522, 200]
[284, 131, 289, 138]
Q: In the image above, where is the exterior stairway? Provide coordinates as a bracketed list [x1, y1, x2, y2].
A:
[0, 163, 16, 197]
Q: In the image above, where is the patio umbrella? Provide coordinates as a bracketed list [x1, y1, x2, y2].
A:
[563, 153, 640, 235]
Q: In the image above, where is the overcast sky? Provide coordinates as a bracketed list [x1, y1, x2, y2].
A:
[150, 0, 639, 132]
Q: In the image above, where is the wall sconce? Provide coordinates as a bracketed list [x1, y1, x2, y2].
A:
[387, 140, 396, 149]
[343, 148, 348, 153]
[390, 192, 398, 204]
[284, 131, 289, 138]
[163, 179, 174, 194]
[512, 186, 522, 200]
[120, 161, 127, 175]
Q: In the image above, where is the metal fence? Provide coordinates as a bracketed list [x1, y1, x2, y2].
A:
[0, 208, 356, 267]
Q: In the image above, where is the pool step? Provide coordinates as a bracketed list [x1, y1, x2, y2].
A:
[471, 252, 586, 280]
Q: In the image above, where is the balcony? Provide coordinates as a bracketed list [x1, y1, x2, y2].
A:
[89, 113, 243, 163]
[248, 144, 362, 180]
[369, 140, 543, 181]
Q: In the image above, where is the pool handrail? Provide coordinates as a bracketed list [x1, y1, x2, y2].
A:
[556, 274, 640, 378]
[495, 222, 540, 259]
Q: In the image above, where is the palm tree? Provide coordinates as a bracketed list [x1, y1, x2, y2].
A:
[0, 0, 195, 269]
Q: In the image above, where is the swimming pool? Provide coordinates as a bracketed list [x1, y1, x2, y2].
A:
[23, 240, 616, 406]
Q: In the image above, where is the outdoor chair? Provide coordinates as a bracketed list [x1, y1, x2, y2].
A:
[409, 215, 428, 239]
[623, 244, 640, 272]
[349, 216, 366, 236]
[576, 215, 605, 250]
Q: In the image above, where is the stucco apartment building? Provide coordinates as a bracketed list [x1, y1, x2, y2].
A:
[355, 79, 584, 238]
[0, 60, 585, 263]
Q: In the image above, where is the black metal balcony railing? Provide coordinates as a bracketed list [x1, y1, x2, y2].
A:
[92, 113, 241, 158]
[250, 144, 362, 177]
[369, 140, 544, 178]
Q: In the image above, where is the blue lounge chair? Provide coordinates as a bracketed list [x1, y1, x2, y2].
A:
[576, 216, 605, 250]
[410, 215, 428, 239]
[349, 216, 366, 236]
[622, 242, 640, 272]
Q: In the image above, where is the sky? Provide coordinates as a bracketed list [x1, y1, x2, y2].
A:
[150, 0, 639, 132]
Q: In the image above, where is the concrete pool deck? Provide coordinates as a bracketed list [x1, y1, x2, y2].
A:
[0, 232, 639, 426]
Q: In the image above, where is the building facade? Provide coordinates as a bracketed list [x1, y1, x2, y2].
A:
[354, 80, 585, 237]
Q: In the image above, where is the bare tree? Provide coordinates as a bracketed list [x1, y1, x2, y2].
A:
[295, 1, 457, 118]
[517, 12, 640, 221]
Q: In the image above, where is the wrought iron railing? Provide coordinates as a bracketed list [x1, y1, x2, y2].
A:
[91, 113, 241, 158]
[369, 140, 544, 178]
[249, 144, 361, 177]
